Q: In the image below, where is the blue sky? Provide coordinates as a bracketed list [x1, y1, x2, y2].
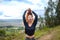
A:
[0, 0, 49, 19]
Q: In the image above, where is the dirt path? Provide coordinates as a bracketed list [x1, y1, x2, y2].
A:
[38, 33, 52, 40]
[38, 31, 55, 40]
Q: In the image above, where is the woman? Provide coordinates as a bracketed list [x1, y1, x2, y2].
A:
[23, 8, 38, 40]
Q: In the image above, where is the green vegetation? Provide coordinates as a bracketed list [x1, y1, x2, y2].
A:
[51, 26, 60, 40]
[0, 26, 60, 40]
[0, 26, 25, 40]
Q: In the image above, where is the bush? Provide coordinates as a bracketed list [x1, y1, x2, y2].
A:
[0, 29, 6, 36]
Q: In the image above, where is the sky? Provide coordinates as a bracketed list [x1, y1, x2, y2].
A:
[0, 0, 49, 19]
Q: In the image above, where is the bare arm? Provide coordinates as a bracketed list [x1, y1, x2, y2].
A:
[23, 10, 27, 26]
[32, 11, 38, 26]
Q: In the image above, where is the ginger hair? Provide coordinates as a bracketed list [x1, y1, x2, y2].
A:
[25, 8, 33, 22]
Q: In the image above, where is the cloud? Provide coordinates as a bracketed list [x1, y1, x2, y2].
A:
[0, 0, 49, 19]
[27, 0, 40, 4]
[4, 15, 12, 17]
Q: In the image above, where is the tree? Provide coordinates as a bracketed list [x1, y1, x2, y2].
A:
[38, 15, 44, 30]
[56, 0, 60, 25]
[45, 7, 51, 27]
[45, 0, 56, 27]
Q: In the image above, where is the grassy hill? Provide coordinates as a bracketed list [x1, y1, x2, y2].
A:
[0, 25, 60, 40]
[11, 26, 60, 40]
[38, 26, 60, 40]
[50, 26, 60, 40]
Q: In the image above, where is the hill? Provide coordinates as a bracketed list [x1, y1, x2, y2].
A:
[38, 26, 60, 40]
[0, 19, 23, 27]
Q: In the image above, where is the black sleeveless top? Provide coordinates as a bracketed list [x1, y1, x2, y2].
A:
[23, 10, 38, 36]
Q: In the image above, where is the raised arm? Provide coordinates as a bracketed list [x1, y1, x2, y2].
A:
[23, 10, 27, 26]
[32, 11, 38, 26]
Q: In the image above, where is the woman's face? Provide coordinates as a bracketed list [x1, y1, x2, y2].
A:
[28, 15, 33, 22]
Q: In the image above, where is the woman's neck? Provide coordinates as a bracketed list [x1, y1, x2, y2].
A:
[28, 21, 33, 24]
[28, 21, 33, 27]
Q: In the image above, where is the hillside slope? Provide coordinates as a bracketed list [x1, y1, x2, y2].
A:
[38, 26, 60, 40]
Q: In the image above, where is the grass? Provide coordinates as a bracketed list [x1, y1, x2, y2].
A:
[5, 27, 50, 40]
[51, 26, 60, 40]
[51, 31, 60, 40]
[0, 27, 51, 40]
[35, 27, 50, 39]
[0, 26, 60, 40]
[35, 26, 60, 40]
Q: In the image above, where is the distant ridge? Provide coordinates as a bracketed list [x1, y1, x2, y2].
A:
[0, 19, 23, 26]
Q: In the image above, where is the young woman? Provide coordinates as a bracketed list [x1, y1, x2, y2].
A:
[23, 8, 38, 40]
